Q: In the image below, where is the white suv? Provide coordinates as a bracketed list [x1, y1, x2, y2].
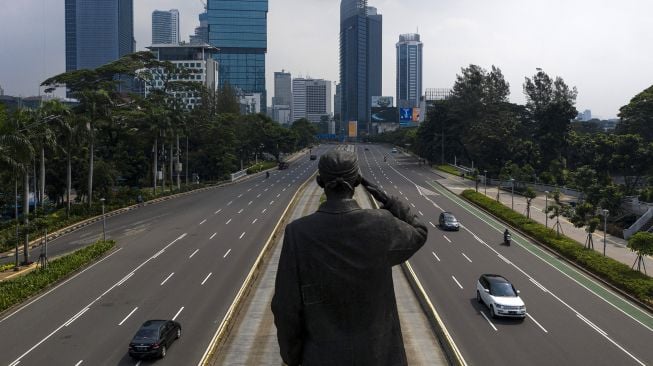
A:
[476, 274, 526, 319]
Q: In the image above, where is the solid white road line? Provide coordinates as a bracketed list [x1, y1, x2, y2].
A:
[199, 219, 207, 225]
[529, 278, 548, 293]
[443, 235, 451, 243]
[119, 307, 138, 326]
[452, 276, 464, 289]
[189, 249, 199, 258]
[160, 272, 174, 286]
[223, 249, 232, 258]
[225, 218, 232, 225]
[64, 307, 89, 327]
[239, 232, 246, 239]
[432, 251, 441, 262]
[210, 233, 217, 240]
[480, 311, 498, 331]
[527, 313, 548, 333]
[201, 273, 212, 285]
[462, 253, 473, 263]
[172, 307, 184, 321]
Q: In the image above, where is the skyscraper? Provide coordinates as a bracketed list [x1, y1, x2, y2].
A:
[207, 0, 268, 113]
[396, 33, 423, 108]
[273, 71, 292, 106]
[189, 11, 209, 45]
[65, 0, 134, 72]
[152, 9, 180, 45]
[292, 78, 332, 124]
[339, 0, 382, 135]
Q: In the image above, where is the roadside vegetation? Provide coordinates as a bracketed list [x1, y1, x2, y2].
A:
[0, 240, 115, 313]
[0, 51, 318, 265]
[462, 189, 653, 306]
[371, 65, 653, 237]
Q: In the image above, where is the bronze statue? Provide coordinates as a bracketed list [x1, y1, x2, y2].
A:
[272, 149, 428, 366]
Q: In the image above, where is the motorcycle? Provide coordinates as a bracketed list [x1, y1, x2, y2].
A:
[504, 233, 511, 246]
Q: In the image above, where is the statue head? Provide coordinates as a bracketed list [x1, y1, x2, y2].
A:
[316, 150, 361, 197]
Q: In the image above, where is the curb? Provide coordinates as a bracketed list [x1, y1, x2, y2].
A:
[197, 171, 318, 366]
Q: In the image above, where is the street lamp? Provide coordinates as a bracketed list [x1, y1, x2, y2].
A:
[544, 191, 549, 228]
[510, 178, 515, 210]
[100, 198, 106, 241]
[602, 209, 609, 256]
[484, 170, 488, 195]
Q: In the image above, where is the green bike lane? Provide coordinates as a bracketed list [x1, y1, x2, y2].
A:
[427, 179, 653, 332]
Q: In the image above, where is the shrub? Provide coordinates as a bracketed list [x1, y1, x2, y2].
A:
[0, 240, 115, 313]
[462, 189, 653, 306]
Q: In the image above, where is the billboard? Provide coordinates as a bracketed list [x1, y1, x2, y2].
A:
[371, 96, 394, 108]
[348, 121, 358, 137]
[371, 107, 398, 123]
[412, 108, 421, 122]
[399, 108, 413, 123]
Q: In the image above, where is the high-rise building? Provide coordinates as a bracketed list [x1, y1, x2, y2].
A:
[152, 9, 180, 45]
[273, 71, 292, 107]
[207, 0, 268, 113]
[0, 83, 4, 96]
[145, 44, 219, 110]
[65, 0, 134, 72]
[292, 78, 332, 124]
[339, 0, 382, 135]
[396, 33, 423, 108]
[190, 10, 209, 45]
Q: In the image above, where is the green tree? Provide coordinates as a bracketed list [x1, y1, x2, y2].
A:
[290, 118, 317, 150]
[523, 69, 578, 176]
[524, 187, 537, 219]
[617, 85, 653, 141]
[627, 232, 653, 274]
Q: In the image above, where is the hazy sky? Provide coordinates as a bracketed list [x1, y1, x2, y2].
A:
[2, 0, 652, 118]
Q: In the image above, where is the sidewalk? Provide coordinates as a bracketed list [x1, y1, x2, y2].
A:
[210, 182, 448, 365]
[432, 168, 653, 275]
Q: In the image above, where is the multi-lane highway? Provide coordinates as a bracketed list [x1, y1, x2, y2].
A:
[0, 146, 328, 366]
[359, 144, 653, 366]
[3, 142, 652, 366]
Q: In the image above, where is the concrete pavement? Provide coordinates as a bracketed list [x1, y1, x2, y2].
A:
[432, 168, 653, 275]
[210, 181, 448, 365]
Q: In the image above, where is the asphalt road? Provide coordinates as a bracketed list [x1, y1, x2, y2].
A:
[358, 144, 653, 366]
[0, 145, 329, 366]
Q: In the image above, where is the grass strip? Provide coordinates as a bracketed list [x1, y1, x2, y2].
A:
[0, 240, 115, 313]
[462, 189, 653, 307]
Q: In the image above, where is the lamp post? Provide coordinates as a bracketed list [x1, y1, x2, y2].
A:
[544, 191, 549, 228]
[510, 178, 515, 210]
[100, 198, 106, 241]
[484, 170, 488, 195]
[602, 209, 609, 256]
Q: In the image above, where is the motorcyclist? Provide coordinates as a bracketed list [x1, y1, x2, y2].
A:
[266, 171, 270, 179]
[504, 229, 511, 244]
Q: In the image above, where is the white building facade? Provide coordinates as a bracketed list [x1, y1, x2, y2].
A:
[152, 9, 180, 45]
[292, 78, 332, 124]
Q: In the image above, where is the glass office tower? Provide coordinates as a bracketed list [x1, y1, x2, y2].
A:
[207, 0, 268, 113]
[396, 33, 423, 108]
[65, 0, 134, 72]
[152, 9, 180, 45]
[339, 0, 382, 135]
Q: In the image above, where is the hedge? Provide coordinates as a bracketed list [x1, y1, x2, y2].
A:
[461, 189, 653, 306]
[436, 165, 461, 176]
[0, 240, 115, 313]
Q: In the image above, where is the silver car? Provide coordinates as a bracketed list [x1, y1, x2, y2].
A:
[476, 274, 526, 319]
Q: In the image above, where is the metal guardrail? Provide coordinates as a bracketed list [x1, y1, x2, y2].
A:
[230, 170, 247, 182]
[624, 207, 653, 239]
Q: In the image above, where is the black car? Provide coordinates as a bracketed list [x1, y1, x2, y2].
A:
[310, 154, 317, 160]
[129, 320, 181, 359]
[439, 212, 460, 231]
